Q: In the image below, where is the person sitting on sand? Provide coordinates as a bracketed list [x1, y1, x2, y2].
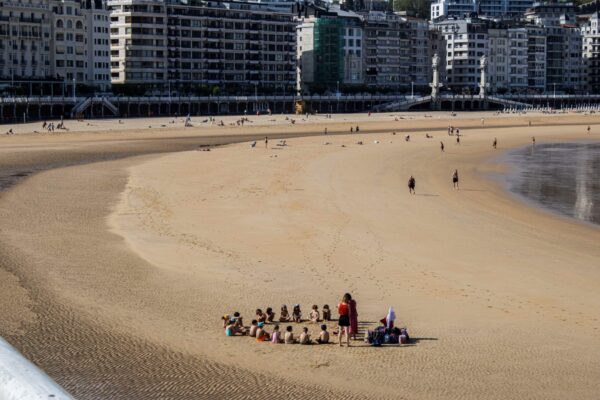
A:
[249, 320, 259, 337]
[299, 327, 311, 345]
[231, 312, 246, 334]
[284, 326, 295, 344]
[310, 305, 320, 323]
[317, 325, 330, 344]
[271, 325, 283, 343]
[280, 305, 291, 322]
[292, 305, 302, 322]
[266, 307, 275, 323]
[222, 314, 231, 329]
[225, 321, 237, 336]
[256, 322, 270, 342]
[256, 309, 267, 323]
[322, 305, 331, 321]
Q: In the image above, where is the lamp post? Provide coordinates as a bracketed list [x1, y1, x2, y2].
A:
[411, 80, 414, 99]
[336, 80, 340, 113]
[254, 82, 258, 113]
[553, 83, 556, 98]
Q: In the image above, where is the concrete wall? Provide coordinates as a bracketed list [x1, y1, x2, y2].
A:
[0, 337, 73, 400]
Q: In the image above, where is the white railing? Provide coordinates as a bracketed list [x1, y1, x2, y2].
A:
[0, 337, 73, 400]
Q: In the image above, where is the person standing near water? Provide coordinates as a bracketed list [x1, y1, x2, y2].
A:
[265, 136, 269, 149]
[345, 293, 358, 341]
[587, 125, 591, 134]
[452, 169, 459, 189]
[532, 136, 536, 146]
[440, 141, 445, 152]
[408, 176, 416, 194]
[493, 138, 497, 149]
[337, 296, 351, 347]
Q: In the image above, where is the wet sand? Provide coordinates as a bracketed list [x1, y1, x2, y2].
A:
[1, 112, 600, 399]
[506, 142, 600, 226]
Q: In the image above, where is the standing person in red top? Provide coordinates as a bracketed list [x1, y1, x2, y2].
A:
[345, 293, 358, 340]
[338, 295, 351, 347]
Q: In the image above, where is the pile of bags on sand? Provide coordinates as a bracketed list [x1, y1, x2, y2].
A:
[364, 307, 410, 347]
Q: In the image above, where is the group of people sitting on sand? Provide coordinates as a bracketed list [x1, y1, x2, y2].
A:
[222, 293, 360, 347]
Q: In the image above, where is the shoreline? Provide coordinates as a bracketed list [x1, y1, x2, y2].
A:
[493, 141, 600, 231]
[1, 112, 599, 399]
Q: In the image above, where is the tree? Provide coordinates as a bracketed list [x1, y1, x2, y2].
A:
[392, 0, 430, 19]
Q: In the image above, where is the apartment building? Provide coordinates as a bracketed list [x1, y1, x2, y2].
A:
[406, 17, 432, 89]
[507, 27, 528, 90]
[0, 0, 52, 80]
[51, 0, 87, 82]
[0, 0, 110, 90]
[431, 0, 534, 20]
[296, 5, 364, 93]
[526, 2, 583, 92]
[435, 18, 488, 91]
[83, 0, 111, 90]
[342, 21, 364, 85]
[108, 0, 296, 95]
[526, 26, 546, 90]
[363, 11, 410, 88]
[581, 12, 600, 93]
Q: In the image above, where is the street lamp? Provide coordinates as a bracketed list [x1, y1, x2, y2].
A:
[553, 83, 556, 98]
[254, 82, 258, 113]
[411, 81, 414, 99]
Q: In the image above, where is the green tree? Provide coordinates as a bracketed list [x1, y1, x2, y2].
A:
[392, 0, 430, 19]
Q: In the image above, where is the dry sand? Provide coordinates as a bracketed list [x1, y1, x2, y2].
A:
[0, 112, 599, 399]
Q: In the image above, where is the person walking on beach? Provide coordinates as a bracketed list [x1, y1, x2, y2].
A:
[408, 175, 416, 194]
[337, 295, 351, 347]
[456, 135, 460, 145]
[452, 169, 459, 189]
[493, 138, 497, 149]
[345, 293, 358, 341]
[532, 136, 536, 146]
[265, 136, 269, 149]
[440, 141, 445, 152]
[587, 125, 591, 134]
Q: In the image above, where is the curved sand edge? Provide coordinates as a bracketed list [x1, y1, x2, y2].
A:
[0, 112, 598, 399]
[110, 120, 600, 398]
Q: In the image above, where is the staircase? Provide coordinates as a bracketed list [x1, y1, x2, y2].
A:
[71, 97, 119, 118]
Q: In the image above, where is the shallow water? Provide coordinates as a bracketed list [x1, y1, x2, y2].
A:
[506, 142, 600, 226]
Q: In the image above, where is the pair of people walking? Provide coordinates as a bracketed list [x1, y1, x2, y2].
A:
[407, 170, 459, 193]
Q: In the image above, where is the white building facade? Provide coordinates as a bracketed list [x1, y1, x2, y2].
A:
[0, 0, 53, 81]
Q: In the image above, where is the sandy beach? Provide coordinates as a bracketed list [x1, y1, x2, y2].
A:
[0, 112, 599, 399]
